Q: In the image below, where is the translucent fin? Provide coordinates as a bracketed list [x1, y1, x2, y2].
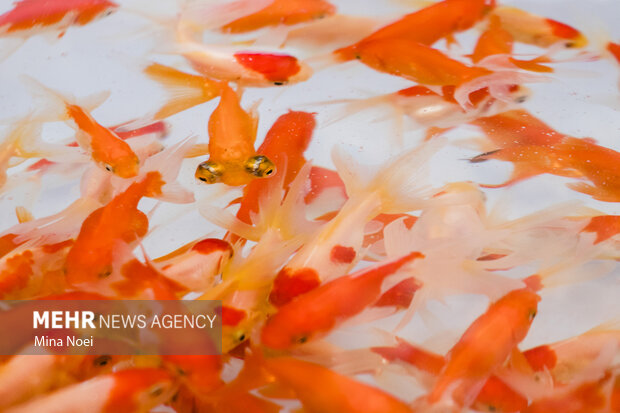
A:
[144, 63, 221, 119]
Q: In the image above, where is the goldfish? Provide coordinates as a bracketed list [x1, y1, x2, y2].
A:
[235, 110, 316, 225]
[609, 42, 620, 64]
[334, 0, 495, 61]
[195, 83, 276, 186]
[373, 338, 529, 412]
[522, 374, 612, 413]
[4, 368, 176, 413]
[25, 77, 141, 178]
[472, 137, 620, 201]
[491, 6, 588, 48]
[0, 0, 117, 38]
[268, 140, 441, 307]
[111, 259, 187, 299]
[144, 63, 222, 120]
[261, 252, 423, 350]
[263, 356, 413, 413]
[169, 19, 312, 87]
[64, 171, 164, 285]
[427, 276, 541, 405]
[219, 0, 336, 33]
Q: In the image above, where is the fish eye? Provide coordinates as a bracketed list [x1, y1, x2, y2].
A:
[148, 384, 165, 398]
[515, 95, 527, 103]
[195, 161, 224, 184]
[244, 155, 276, 178]
[93, 355, 111, 367]
[273, 81, 285, 86]
[295, 335, 308, 344]
[528, 310, 537, 321]
[103, 163, 114, 172]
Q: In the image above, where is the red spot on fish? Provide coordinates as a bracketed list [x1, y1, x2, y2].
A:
[221, 306, 246, 327]
[374, 277, 421, 308]
[234, 53, 301, 83]
[477, 252, 508, 261]
[0, 250, 34, 298]
[330, 245, 356, 264]
[41, 239, 74, 254]
[0, 233, 20, 259]
[544, 18, 579, 40]
[27, 158, 56, 171]
[608, 42, 620, 64]
[581, 215, 620, 244]
[269, 267, 320, 307]
[523, 345, 557, 371]
[191, 238, 233, 255]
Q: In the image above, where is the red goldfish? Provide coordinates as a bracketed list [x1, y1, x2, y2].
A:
[64, 171, 164, 285]
[171, 19, 312, 87]
[261, 252, 423, 349]
[195, 83, 276, 186]
[0, 0, 117, 38]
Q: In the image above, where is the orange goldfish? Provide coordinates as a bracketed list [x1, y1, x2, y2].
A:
[373, 338, 528, 412]
[64, 171, 164, 285]
[427, 277, 540, 405]
[263, 357, 413, 413]
[491, 6, 588, 48]
[335, 0, 495, 61]
[235, 111, 316, 224]
[261, 252, 423, 350]
[195, 83, 276, 186]
[111, 259, 187, 299]
[26, 78, 141, 178]
[0, 0, 117, 38]
[220, 0, 336, 33]
[4, 368, 176, 413]
[144, 63, 222, 120]
[472, 137, 620, 201]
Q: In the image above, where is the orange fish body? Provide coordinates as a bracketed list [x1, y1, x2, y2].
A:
[471, 109, 569, 148]
[428, 286, 540, 404]
[195, 83, 276, 186]
[335, 0, 494, 61]
[609, 42, 620, 64]
[491, 6, 587, 48]
[263, 357, 413, 413]
[236, 111, 315, 224]
[261, 252, 423, 349]
[352, 38, 492, 86]
[64, 172, 164, 285]
[66, 103, 140, 178]
[522, 375, 611, 413]
[0, 0, 117, 36]
[221, 0, 336, 33]
[373, 338, 528, 412]
[471, 15, 514, 63]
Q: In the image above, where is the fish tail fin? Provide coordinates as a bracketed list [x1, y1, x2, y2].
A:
[144, 63, 221, 119]
[140, 136, 197, 203]
[179, 0, 274, 32]
[332, 139, 444, 214]
[21, 75, 110, 122]
[306, 93, 392, 128]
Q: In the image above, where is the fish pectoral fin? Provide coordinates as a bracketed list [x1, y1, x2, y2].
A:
[183, 144, 210, 158]
[567, 182, 620, 202]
